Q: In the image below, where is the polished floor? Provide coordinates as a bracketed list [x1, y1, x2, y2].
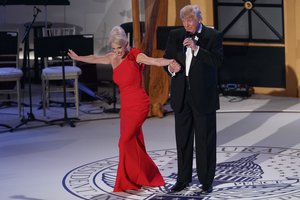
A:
[1, 93, 300, 200]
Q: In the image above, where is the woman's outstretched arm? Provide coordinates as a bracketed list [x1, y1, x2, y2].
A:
[68, 49, 111, 65]
[136, 53, 180, 70]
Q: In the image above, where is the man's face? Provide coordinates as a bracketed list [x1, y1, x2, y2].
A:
[182, 16, 201, 34]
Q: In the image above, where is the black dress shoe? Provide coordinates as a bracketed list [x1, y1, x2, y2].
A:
[200, 185, 213, 194]
[169, 182, 189, 192]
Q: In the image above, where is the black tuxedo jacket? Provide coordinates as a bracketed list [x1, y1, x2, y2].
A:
[164, 25, 223, 113]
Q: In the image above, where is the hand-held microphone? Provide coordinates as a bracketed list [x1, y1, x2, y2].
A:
[183, 31, 194, 52]
[183, 31, 190, 52]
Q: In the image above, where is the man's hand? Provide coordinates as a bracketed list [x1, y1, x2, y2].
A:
[169, 60, 181, 73]
[183, 37, 199, 52]
[168, 60, 181, 77]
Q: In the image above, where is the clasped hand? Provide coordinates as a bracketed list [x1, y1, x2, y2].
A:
[169, 60, 181, 74]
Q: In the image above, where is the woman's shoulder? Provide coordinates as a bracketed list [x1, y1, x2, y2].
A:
[128, 48, 142, 59]
[130, 48, 142, 54]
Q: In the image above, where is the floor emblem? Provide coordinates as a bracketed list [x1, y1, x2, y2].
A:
[63, 146, 300, 199]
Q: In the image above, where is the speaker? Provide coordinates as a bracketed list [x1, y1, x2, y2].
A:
[221, 83, 253, 97]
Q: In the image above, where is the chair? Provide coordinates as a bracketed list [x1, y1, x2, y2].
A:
[0, 31, 23, 117]
[41, 27, 82, 117]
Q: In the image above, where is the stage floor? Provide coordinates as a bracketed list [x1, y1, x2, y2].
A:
[1, 94, 300, 199]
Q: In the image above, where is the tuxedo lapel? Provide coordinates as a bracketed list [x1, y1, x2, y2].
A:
[196, 26, 210, 47]
[189, 26, 208, 71]
[189, 32, 202, 71]
[178, 30, 187, 72]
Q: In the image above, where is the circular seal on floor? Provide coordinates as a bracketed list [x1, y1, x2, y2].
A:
[63, 146, 300, 199]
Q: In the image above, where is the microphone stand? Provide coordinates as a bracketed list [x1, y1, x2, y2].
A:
[11, 7, 48, 131]
[0, 124, 11, 129]
[48, 51, 79, 127]
[103, 82, 119, 113]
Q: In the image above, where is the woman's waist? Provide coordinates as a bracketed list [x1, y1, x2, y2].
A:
[120, 90, 149, 103]
[120, 93, 149, 101]
[119, 87, 147, 95]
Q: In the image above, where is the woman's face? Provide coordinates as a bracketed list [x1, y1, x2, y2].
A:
[111, 42, 128, 58]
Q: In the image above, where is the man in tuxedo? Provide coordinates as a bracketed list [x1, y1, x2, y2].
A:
[164, 4, 223, 193]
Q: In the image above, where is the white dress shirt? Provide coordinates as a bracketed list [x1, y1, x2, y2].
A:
[185, 24, 202, 76]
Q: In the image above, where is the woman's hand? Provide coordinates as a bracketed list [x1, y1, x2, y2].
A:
[67, 49, 78, 60]
[169, 60, 181, 73]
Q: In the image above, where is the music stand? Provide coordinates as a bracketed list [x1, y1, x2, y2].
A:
[156, 26, 182, 50]
[34, 34, 94, 127]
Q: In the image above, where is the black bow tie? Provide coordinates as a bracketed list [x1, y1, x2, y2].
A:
[185, 32, 197, 38]
[185, 32, 200, 43]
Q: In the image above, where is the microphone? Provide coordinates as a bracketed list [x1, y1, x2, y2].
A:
[183, 31, 193, 52]
[34, 6, 42, 13]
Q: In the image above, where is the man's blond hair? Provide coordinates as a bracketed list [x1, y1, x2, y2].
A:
[180, 5, 202, 21]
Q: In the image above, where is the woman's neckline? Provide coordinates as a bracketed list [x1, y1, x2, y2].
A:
[113, 49, 131, 71]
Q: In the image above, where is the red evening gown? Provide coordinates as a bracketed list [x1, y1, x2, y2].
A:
[112, 48, 165, 192]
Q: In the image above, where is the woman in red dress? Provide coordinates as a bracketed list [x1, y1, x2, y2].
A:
[68, 26, 180, 192]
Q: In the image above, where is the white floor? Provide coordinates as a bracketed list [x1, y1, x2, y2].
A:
[1, 94, 300, 200]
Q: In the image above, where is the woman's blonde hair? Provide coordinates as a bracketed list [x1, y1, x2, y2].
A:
[180, 5, 202, 21]
[109, 26, 129, 48]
